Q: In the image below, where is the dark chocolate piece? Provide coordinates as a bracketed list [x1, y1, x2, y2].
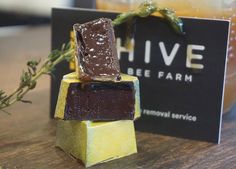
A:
[64, 81, 135, 121]
[74, 18, 121, 81]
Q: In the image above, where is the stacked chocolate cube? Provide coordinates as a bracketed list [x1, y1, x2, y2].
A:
[55, 18, 141, 167]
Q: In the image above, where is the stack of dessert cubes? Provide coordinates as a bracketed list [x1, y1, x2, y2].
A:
[54, 18, 141, 167]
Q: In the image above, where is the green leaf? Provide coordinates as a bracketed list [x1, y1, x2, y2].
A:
[20, 71, 31, 87]
[28, 81, 37, 89]
[158, 8, 185, 35]
[20, 99, 32, 104]
[136, 0, 157, 17]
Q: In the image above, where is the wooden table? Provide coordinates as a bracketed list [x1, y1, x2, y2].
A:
[1, 26, 236, 169]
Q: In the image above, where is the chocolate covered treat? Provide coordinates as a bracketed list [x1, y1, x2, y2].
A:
[55, 17, 141, 167]
[55, 72, 141, 121]
[73, 18, 121, 81]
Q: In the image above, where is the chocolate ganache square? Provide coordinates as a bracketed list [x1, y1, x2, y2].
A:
[54, 73, 141, 121]
[64, 81, 135, 120]
[74, 18, 121, 81]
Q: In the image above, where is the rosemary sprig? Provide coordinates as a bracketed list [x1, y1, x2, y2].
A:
[0, 0, 183, 113]
[0, 43, 73, 113]
[112, 0, 184, 48]
[112, 0, 157, 26]
[112, 0, 184, 35]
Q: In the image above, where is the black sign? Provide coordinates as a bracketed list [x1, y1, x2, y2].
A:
[51, 8, 230, 143]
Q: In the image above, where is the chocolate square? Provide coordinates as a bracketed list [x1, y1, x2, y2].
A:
[74, 18, 121, 81]
[54, 73, 141, 121]
[64, 81, 135, 121]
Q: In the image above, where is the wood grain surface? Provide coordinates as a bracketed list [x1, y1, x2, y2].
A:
[0, 26, 236, 169]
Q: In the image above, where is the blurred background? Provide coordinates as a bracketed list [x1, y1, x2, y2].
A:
[0, 0, 96, 27]
[0, 0, 236, 113]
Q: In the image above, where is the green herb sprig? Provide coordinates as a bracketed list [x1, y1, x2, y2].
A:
[0, 0, 183, 114]
[112, 0, 184, 35]
[0, 43, 73, 113]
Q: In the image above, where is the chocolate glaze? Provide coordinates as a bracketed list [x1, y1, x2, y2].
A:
[74, 18, 121, 81]
[64, 81, 135, 121]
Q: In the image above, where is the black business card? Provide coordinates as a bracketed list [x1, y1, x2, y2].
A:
[51, 8, 230, 143]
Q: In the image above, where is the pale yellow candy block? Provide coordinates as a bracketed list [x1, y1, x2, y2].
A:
[56, 120, 137, 167]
